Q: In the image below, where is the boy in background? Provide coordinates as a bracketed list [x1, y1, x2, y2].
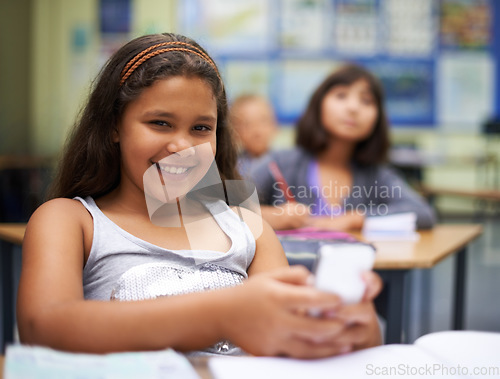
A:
[229, 95, 278, 177]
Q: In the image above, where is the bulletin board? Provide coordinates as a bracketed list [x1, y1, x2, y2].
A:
[179, 0, 499, 128]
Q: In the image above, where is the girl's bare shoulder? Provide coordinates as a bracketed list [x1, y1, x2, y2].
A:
[27, 198, 92, 232]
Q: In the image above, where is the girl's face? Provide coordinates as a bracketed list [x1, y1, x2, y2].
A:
[320, 79, 378, 143]
[115, 76, 218, 202]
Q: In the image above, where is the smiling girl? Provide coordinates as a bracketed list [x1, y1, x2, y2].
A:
[17, 34, 382, 358]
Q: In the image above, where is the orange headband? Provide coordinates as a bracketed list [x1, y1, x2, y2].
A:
[120, 41, 221, 86]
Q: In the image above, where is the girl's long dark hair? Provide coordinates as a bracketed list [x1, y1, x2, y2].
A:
[296, 63, 390, 165]
[48, 33, 239, 200]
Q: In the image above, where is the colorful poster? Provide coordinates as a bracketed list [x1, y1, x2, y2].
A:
[440, 0, 492, 50]
[176, 0, 497, 128]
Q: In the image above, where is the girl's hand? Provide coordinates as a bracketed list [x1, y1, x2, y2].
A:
[320, 271, 384, 352]
[222, 267, 382, 358]
[320, 301, 382, 353]
[223, 266, 350, 358]
[361, 271, 383, 303]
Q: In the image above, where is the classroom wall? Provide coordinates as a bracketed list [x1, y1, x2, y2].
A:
[29, 0, 176, 156]
[30, 0, 99, 156]
[398, 132, 500, 214]
[0, 0, 31, 155]
[2, 0, 499, 216]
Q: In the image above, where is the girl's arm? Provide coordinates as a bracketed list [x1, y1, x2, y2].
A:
[17, 199, 351, 357]
[310, 165, 437, 231]
[243, 208, 289, 275]
[376, 166, 436, 229]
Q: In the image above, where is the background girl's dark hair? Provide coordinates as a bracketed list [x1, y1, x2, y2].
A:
[295, 63, 390, 165]
[48, 32, 239, 200]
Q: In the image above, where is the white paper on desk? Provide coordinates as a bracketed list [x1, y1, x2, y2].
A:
[362, 212, 419, 241]
[209, 331, 500, 379]
[209, 346, 447, 379]
[5, 344, 200, 379]
[414, 331, 500, 369]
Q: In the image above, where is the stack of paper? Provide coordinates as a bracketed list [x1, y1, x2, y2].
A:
[362, 212, 419, 241]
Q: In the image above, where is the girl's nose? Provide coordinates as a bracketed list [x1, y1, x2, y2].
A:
[346, 95, 361, 112]
[166, 136, 193, 155]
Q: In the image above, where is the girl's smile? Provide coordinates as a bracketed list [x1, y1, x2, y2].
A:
[151, 142, 215, 195]
[156, 162, 193, 182]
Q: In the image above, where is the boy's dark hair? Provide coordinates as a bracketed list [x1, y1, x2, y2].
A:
[48, 33, 239, 199]
[295, 63, 390, 165]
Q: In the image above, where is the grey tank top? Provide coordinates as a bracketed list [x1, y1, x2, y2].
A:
[77, 196, 256, 355]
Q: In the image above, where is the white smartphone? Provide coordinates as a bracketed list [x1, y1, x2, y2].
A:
[313, 243, 376, 305]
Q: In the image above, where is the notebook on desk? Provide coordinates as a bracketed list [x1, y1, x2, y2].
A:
[362, 212, 420, 242]
[209, 331, 500, 379]
[4, 345, 199, 379]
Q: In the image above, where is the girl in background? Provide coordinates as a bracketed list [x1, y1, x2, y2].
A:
[250, 64, 436, 231]
[17, 34, 382, 357]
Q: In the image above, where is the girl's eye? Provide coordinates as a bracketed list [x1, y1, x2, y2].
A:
[150, 120, 170, 127]
[361, 97, 375, 106]
[193, 125, 212, 132]
[334, 91, 347, 99]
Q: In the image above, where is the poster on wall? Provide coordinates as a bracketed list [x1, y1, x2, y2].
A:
[223, 60, 272, 101]
[275, 60, 341, 123]
[332, 0, 379, 56]
[180, 0, 273, 55]
[440, 0, 492, 50]
[177, 0, 499, 128]
[279, 0, 328, 51]
[99, 0, 131, 34]
[365, 61, 435, 125]
[437, 53, 494, 128]
[98, 0, 132, 69]
[382, 0, 436, 57]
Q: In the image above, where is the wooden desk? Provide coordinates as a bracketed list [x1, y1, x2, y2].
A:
[0, 224, 25, 245]
[0, 224, 482, 350]
[0, 156, 53, 171]
[355, 224, 483, 344]
[421, 187, 500, 202]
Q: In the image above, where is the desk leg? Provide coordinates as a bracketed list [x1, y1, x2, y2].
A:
[1, 241, 15, 353]
[453, 247, 467, 330]
[380, 270, 408, 344]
